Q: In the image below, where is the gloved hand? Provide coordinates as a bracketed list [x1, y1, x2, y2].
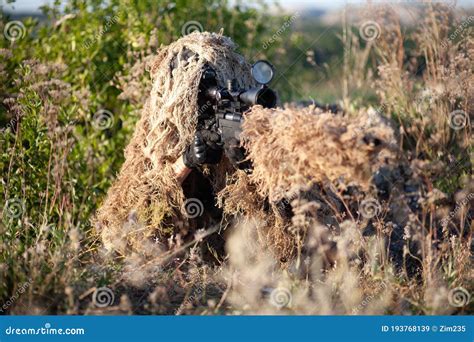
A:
[183, 130, 222, 168]
[224, 138, 252, 171]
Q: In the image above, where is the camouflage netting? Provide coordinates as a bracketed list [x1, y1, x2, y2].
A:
[95, 32, 255, 255]
[95, 32, 398, 264]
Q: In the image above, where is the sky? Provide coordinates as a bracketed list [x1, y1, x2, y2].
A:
[2, 0, 472, 13]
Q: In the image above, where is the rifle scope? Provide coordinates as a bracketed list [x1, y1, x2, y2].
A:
[203, 60, 277, 109]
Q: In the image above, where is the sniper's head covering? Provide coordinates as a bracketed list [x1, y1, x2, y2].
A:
[95, 32, 254, 255]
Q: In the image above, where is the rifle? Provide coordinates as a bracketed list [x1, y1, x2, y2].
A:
[196, 60, 277, 142]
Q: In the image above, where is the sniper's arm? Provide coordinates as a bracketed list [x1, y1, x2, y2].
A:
[172, 130, 249, 184]
[172, 131, 222, 184]
[172, 157, 192, 184]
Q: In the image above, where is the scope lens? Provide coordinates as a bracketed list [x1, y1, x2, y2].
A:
[255, 88, 277, 108]
[252, 61, 275, 84]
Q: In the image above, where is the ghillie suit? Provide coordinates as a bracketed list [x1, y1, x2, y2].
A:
[96, 33, 414, 271]
[219, 107, 399, 262]
[95, 32, 255, 257]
